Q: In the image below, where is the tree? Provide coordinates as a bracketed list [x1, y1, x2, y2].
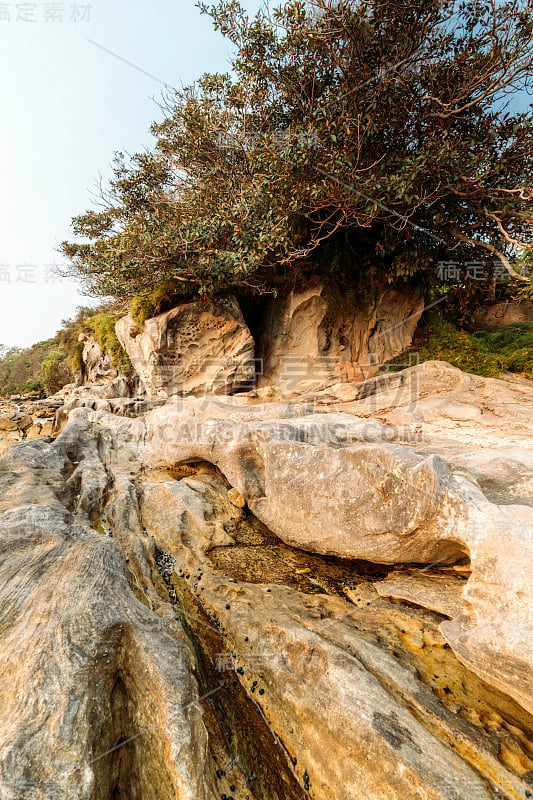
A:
[62, 0, 533, 301]
[41, 348, 71, 395]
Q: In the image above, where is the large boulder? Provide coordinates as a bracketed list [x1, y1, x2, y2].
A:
[116, 296, 255, 399]
[256, 281, 424, 393]
[137, 364, 533, 716]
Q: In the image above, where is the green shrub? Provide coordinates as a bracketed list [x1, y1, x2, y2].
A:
[0, 305, 135, 398]
[409, 317, 533, 380]
[86, 312, 134, 377]
[130, 282, 183, 332]
[474, 324, 533, 379]
[0, 339, 57, 397]
[70, 341, 85, 375]
[20, 378, 44, 396]
[42, 348, 71, 395]
[412, 318, 501, 378]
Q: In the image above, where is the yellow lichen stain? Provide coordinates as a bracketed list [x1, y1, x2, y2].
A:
[90, 516, 106, 535]
[499, 739, 533, 776]
[144, 461, 221, 483]
[342, 582, 533, 790]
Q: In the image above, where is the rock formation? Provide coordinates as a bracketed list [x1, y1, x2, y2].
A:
[0, 398, 62, 454]
[0, 360, 531, 799]
[77, 333, 121, 386]
[473, 300, 533, 330]
[116, 297, 255, 399]
[256, 281, 424, 393]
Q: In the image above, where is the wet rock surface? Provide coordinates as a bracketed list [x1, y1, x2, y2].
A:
[0, 361, 531, 799]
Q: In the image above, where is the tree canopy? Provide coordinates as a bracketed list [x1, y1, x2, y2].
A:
[62, 0, 533, 301]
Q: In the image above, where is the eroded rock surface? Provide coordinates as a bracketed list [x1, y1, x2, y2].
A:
[473, 300, 533, 330]
[116, 296, 255, 398]
[256, 281, 424, 393]
[77, 333, 120, 386]
[0, 397, 62, 454]
[0, 361, 532, 799]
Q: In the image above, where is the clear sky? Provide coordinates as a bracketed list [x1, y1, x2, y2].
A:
[0, 0, 260, 348]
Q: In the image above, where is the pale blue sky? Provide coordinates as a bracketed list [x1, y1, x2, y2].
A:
[0, 0, 260, 347]
[1, 3, 530, 348]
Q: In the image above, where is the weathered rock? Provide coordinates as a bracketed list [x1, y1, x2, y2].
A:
[116, 296, 255, 399]
[26, 422, 43, 441]
[135, 365, 533, 714]
[0, 430, 22, 455]
[25, 420, 54, 441]
[0, 360, 531, 799]
[375, 571, 467, 618]
[0, 415, 19, 432]
[78, 332, 120, 385]
[0, 412, 32, 431]
[53, 377, 133, 432]
[227, 487, 246, 508]
[0, 398, 64, 454]
[140, 471, 533, 800]
[0, 436, 217, 800]
[473, 299, 533, 330]
[69, 376, 131, 401]
[256, 281, 424, 393]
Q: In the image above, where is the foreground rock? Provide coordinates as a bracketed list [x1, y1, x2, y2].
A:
[0, 437, 214, 800]
[116, 296, 255, 398]
[0, 361, 531, 798]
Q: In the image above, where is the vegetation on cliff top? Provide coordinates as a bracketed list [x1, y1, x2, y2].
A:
[408, 318, 533, 379]
[62, 0, 533, 305]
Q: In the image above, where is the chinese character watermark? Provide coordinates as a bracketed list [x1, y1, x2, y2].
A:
[436, 259, 531, 284]
[0, 2, 92, 22]
[0, 264, 65, 284]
